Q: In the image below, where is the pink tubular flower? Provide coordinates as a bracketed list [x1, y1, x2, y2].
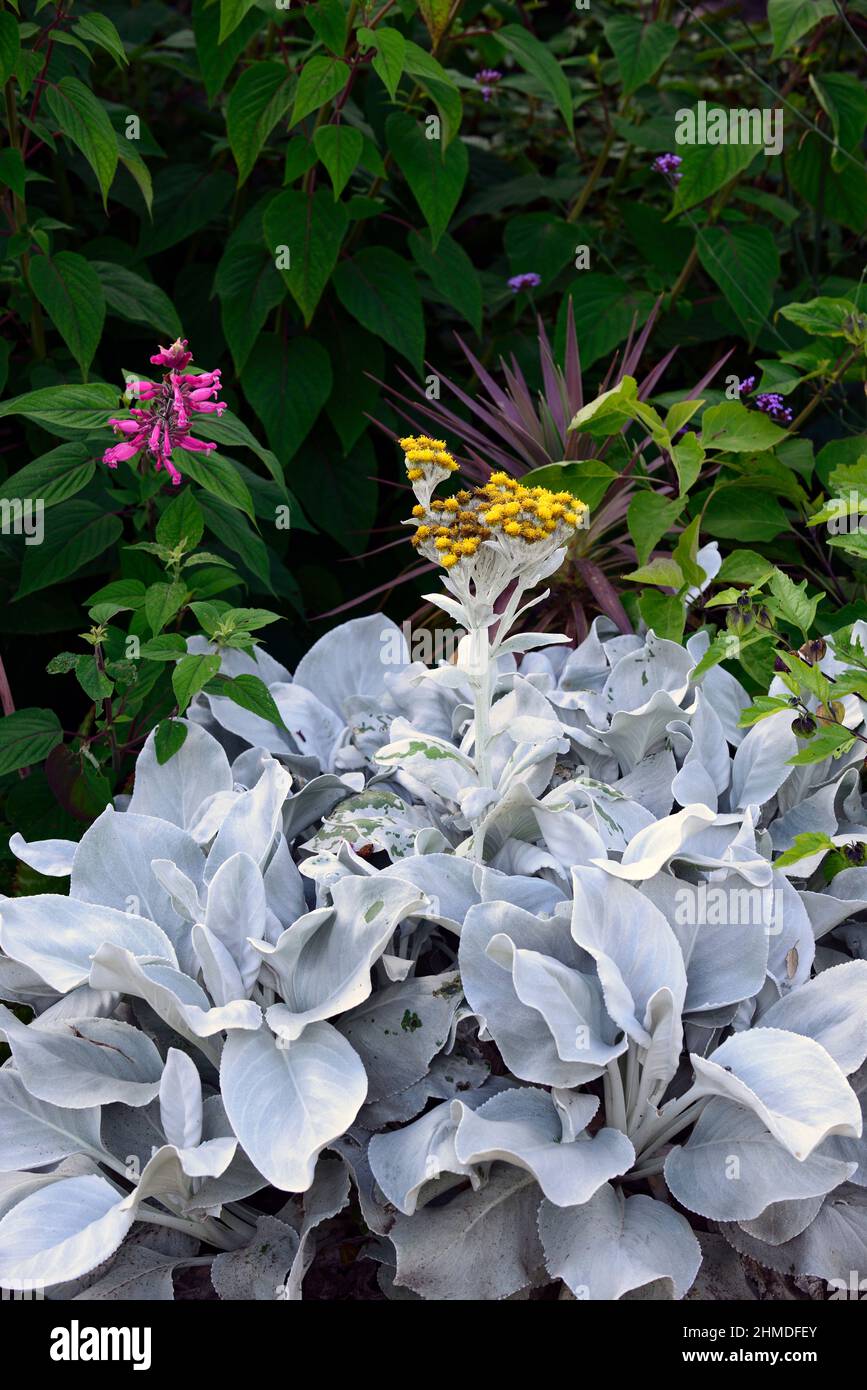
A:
[102, 340, 225, 486]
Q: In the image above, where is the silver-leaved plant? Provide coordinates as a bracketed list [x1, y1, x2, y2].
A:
[0, 439, 866, 1301]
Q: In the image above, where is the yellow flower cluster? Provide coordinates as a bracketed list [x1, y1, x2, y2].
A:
[410, 471, 586, 569]
[399, 435, 458, 482]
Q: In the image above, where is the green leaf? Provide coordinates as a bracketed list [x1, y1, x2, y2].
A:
[75, 654, 113, 702]
[90, 261, 181, 339]
[193, 0, 262, 103]
[333, 247, 424, 373]
[716, 550, 776, 584]
[775, 831, 836, 867]
[241, 335, 332, 466]
[172, 652, 221, 713]
[638, 590, 685, 642]
[227, 61, 294, 186]
[624, 556, 685, 589]
[786, 135, 867, 235]
[114, 132, 153, 216]
[0, 709, 62, 775]
[409, 229, 482, 337]
[218, 0, 260, 43]
[156, 490, 205, 551]
[291, 56, 349, 127]
[16, 501, 122, 600]
[402, 41, 462, 147]
[672, 138, 761, 217]
[0, 383, 119, 431]
[779, 296, 863, 339]
[522, 459, 616, 512]
[699, 401, 788, 452]
[139, 166, 235, 257]
[496, 23, 574, 133]
[263, 187, 348, 326]
[172, 449, 255, 522]
[0, 148, 25, 199]
[87, 578, 146, 612]
[627, 492, 684, 567]
[145, 580, 188, 636]
[291, 433, 377, 556]
[140, 634, 187, 661]
[768, 0, 835, 58]
[810, 73, 867, 171]
[198, 503, 270, 594]
[386, 113, 468, 249]
[703, 486, 789, 543]
[768, 568, 820, 637]
[324, 321, 384, 454]
[696, 223, 779, 343]
[603, 15, 677, 97]
[416, 0, 452, 47]
[205, 672, 286, 728]
[0, 11, 20, 86]
[45, 77, 118, 207]
[556, 278, 655, 370]
[504, 213, 579, 289]
[192, 410, 286, 498]
[155, 718, 188, 765]
[29, 252, 105, 378]
[671, 432, 705, 496]
[788, 723, 854, 765]
[0, 443, 94, 511]
[358, 25, 405, 100]
[73, 13, 128, 67]
[738, 695, 794, 727]
[313, 124, 364, 200]
[308, 0, 350, 55]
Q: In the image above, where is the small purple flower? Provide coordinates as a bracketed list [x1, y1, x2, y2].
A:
[738, 375, 757, 395]
[755, 392, 793, 425]
[508, 272, 542, 293]
[652, 152, 683, 182]
[475, 68, 503, 102]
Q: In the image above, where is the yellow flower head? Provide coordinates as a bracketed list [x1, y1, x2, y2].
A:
[407, 443, 586, 573]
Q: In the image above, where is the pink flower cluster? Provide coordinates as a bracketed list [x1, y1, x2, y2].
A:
[102, 339, 225, 486]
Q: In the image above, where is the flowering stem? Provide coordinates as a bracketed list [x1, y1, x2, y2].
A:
[470, 621, 492, 783]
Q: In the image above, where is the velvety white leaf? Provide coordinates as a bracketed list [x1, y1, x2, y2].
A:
[665, 1099, 856, 1221]
[220, 1023, 367, 1192]
[204, 758, 292, 882]
[74, 1242, 178, 1301]
[453, 1087, 634, 1208]
[159, 1048, 203, 1151]
[294, 614, 408, 718]
[203, 851, 268, 997]
[738, 1195, 825, 1246]
[0, 895, 176, 992]
[691, 1028, 862, 1160]
[128, 721, 233, 830]
[720, 1184, 867, 1283]
[257, 875, 424, 1041]
[756, 959, 867, 1074]
[0, 1069, 103, 1170]
[89, 944, 261, 1061]
[730, 712, 798, 810]
[569, 866, 686, 1044]
[338, 972, 462, 1103]
[593, 804, 722, 881]
[8, 832, 76, 877]
[0, 1174, 135, 1292]
[390, 1165, 544, 1301]
[368, 1101, 478, 1216]
[461, 900, 623, 1086]
[539, 1185, 701, 1300]
[0, 1005, 163, 1108]
[70, 809, 204, 944]
[212, 1213, 300, 1300]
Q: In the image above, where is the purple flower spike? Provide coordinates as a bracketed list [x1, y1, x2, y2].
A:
[508, 272, 542, 293]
